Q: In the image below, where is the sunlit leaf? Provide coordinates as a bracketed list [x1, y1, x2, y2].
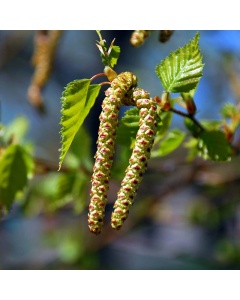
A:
[59, 79, 101, 170]
[155, 32, 204, 93]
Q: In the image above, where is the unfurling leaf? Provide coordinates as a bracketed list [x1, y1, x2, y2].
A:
[97, 35, 120, 68]
[221, 103, 239, 120]
[109, 45, 120, 68]
[59, 79, 101, 170]
[155, 32, 204, 93]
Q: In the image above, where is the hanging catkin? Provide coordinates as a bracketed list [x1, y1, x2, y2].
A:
[28, 30, 63, 111]
[111, 88, 158, 230]
[88, 72, 137, 235]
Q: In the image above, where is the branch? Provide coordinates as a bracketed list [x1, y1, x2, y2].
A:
[169, 107, 205, 132]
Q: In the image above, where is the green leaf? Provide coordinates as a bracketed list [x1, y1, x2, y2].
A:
[152, 129, 186, 157]
[109, 45, 120, 68]
[59, 79, 101, 170]
[198, 130, 231, 161]
[85, 84, 101, 120]
[0, 144, 34, 208]
[98, 38, 120, 68]
[155, 32, 204, 93]
[116, 108, 140, 147]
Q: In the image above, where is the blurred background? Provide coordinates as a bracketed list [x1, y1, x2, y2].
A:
[1, 30, 240, 270]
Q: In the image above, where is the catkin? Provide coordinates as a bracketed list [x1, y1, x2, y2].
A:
[159, 30, 174, 43]
[28, 30, 63, 110]
[111, 88, 158, 230]
[88, 72, 137, 235]
[130, 30, 152, 47]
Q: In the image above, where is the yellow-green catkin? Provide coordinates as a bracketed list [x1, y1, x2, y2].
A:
[130, 30, 152, 47]
[28, 30, 63, 110]
[88, 72, 137, 235]
[111, 88, 158, 230]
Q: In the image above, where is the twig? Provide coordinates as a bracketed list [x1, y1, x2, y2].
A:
[169, 107, 205, 132]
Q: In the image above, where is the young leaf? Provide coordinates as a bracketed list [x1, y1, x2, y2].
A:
[0, 144, 34, 208]
[84, 84, 101, 121]
[155, 32, 204, 93]
[152, 129, 186, 157]
[59, 79, 101, 170]
[109, 45, 120, 68]
[97, 38, 120, 68]
[198, 130, 231, 161]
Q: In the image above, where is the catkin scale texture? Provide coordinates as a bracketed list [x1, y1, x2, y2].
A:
[111, 88, 158, 230]
[88, 72, 137, 235]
